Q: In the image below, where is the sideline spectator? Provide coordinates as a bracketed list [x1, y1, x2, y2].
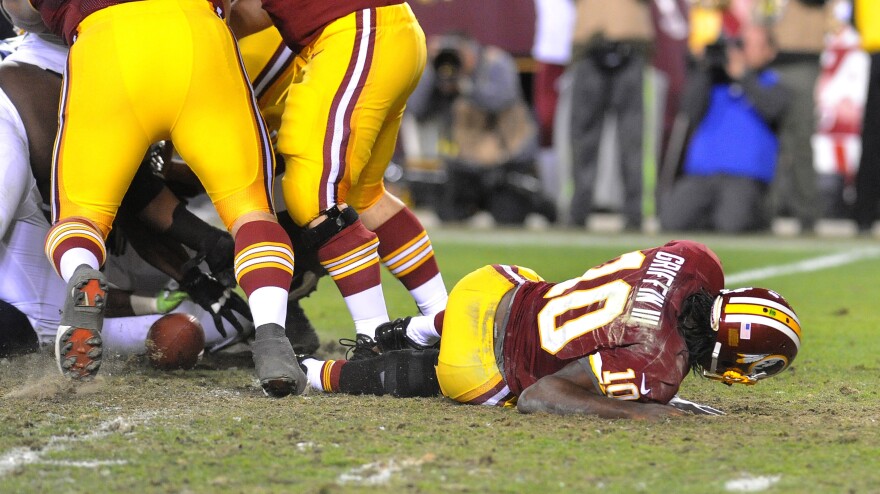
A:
[852, 0, 880, 234]
[770, 0, 832, 234]
[660, 24, 790, 233]
[568, 0, 654, 230]
[407, 33, 554, 225]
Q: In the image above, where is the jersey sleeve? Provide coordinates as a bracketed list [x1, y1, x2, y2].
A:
[580, 346, 684, 404]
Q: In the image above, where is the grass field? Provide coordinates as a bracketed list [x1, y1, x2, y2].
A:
[1, 228, 879, 493]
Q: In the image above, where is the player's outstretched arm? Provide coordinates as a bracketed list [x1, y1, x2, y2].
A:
[517, 361, 685, 420]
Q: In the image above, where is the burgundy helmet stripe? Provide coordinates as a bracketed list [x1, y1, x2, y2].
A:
[727, 296, 800, 324]
[723, 314, 801, 349]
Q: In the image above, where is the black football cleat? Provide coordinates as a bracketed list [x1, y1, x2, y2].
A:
[55, 265, 106, 380]
[374, 317, 437, 352]
[252, 323, 307, 397]
[338, 333, 380, 361]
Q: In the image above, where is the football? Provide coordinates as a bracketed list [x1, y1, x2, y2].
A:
[145, 313, 205, 370]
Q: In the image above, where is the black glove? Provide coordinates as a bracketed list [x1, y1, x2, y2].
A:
[179, 262, 251, 338]
[167, 203, 237, 289]
[201, 233, 237, 289]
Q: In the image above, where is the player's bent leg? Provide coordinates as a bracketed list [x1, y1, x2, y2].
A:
[232, 218, 305, 397]
[54, 264, 107, 379]
[366, 194, 448, 318]
[435, 266, 530, 407]
[45, 218, 108, 379]
[300, 349, 440, 397]
[298, 206, 389, 342]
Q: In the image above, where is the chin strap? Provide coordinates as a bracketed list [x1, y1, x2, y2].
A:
[721, 370, 757, 385]
[717, 370, 758, 386]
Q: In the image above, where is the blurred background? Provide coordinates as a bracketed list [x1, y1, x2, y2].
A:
[388, 0, 875, 236]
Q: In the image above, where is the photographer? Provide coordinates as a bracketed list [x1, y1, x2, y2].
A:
[659, 24, 791, 233]
[406, 33, 554, 225]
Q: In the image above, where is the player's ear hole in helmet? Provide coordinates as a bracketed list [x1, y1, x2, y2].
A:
[701, 288, 801, 386]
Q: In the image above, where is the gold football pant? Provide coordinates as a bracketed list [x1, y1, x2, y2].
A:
[278, 3, 426, 225]
[237, 25, 295, 138]
[437, 265, 542, 406]
[52, 0, 275, 237]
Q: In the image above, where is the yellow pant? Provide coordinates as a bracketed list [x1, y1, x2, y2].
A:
[54, 0, 274, 235]
[237, 26, 295, 138]
[278, 3, 426, 225]
[437, 265, 542, 406]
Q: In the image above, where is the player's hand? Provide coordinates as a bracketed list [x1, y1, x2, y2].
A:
[155, 289, 188, 313]
[199, 233, 237, 289]
[180, 265, 252, 338]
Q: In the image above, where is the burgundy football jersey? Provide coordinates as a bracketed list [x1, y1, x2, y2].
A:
[260, 0, 404, 53]
[501, 240, 724, 404]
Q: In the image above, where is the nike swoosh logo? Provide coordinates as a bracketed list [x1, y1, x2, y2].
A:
[640, 374, 651, 396]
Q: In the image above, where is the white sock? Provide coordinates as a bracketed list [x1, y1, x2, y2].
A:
[406, 314, 440, 347]
[343, 285, 389, 337]
[410, 273, 448, 316]
[301, 357, 325, 391]
[247, 286, 288, 328]
[59, 249, 100, 282]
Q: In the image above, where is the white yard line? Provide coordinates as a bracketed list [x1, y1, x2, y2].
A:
[726, 246, 880, 285]
[0, 414, 156, 477]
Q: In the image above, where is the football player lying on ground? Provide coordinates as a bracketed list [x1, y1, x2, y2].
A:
[298, 240, 801, 419]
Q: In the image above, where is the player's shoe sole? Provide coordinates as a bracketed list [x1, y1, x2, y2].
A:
[55, 327, 103, 378]
[252, 323, 307, 397]
[55, 266, 107, 379]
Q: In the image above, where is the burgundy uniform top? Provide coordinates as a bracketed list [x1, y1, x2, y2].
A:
[31, 0, 225, 45]
[501, 240, 724, 404]
[260, 0, 403, 53]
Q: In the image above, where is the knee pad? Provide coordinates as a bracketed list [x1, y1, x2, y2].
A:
[300, 205, 359, 249]
[0, 299, 38, 357]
